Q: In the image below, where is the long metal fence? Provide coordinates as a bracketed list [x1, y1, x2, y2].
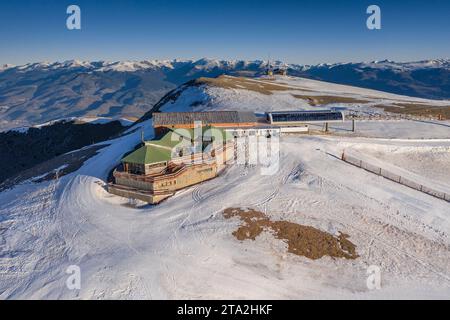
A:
[341, 153, 450, 202]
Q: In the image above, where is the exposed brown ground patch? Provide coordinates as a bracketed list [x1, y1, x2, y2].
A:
[292, 94, 369, 106]
[194, 76, 293, 95]
[376, 103, 450, 119]
[223, 207, 358, 260]
[195, 76, 372, 107]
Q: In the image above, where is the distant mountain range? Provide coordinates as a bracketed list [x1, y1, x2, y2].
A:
[0, 58, 449, 130]
[291, 59, 450, 101]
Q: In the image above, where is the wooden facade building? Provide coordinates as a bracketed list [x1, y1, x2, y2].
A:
[108, 126, 235, 204]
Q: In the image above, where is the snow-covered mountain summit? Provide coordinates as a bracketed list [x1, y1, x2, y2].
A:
[1, 73, 450, 300]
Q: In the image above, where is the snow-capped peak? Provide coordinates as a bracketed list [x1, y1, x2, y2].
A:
[0, 64, 15, 71]
[5, 58, 450, 74]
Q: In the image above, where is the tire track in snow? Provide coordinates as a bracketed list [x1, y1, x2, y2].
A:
[167, 165, 254, 292]
[299, 169, 450, 284]
[57, 175, 154, 298]
[248, 163, 299, 209]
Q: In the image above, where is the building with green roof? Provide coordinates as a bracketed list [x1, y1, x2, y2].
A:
[122, 145, 172, 165]
[121, 126, 232, 175]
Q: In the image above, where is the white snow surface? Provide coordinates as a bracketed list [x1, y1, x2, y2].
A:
[1, 77, 450, 300]
[160, 76, 450, 116]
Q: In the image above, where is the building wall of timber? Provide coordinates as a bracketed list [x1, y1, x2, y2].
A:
[109, 143, 235, 204]
[153, 111, 258, 135]
[112, 162, 218, 197]
[107, 186, 171, 204]
[154, 122, 257, 135]
[124, 162, 168, 175]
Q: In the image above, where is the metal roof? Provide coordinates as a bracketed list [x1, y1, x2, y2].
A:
[122, 126, 234, 165]
[269, 110, 344, 122]
[122, 145, 171, 165]
[268, 110, 338, 115]
[153, 111, 257, 126]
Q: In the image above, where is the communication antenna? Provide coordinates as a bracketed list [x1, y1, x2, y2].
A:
[266, 53, 274, 78]
[141, 127, 145, 144]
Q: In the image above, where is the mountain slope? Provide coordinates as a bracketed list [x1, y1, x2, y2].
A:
[0, 118, 130, 188]
[1, 116, 450, 299]
[0, 59, 272, 130]
[291, 59, 450, 100]
[1, 74, 450, 299]
[140, 75, 450, 122]
[1, 58, 450, 131]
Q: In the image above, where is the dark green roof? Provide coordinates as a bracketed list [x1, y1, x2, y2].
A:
[147, 130, 189, 149]
[122, 145, 171, 165]
[122, 126, 233, 165]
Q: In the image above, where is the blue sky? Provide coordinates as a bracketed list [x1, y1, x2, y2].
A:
[0, 0, 449, 65]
